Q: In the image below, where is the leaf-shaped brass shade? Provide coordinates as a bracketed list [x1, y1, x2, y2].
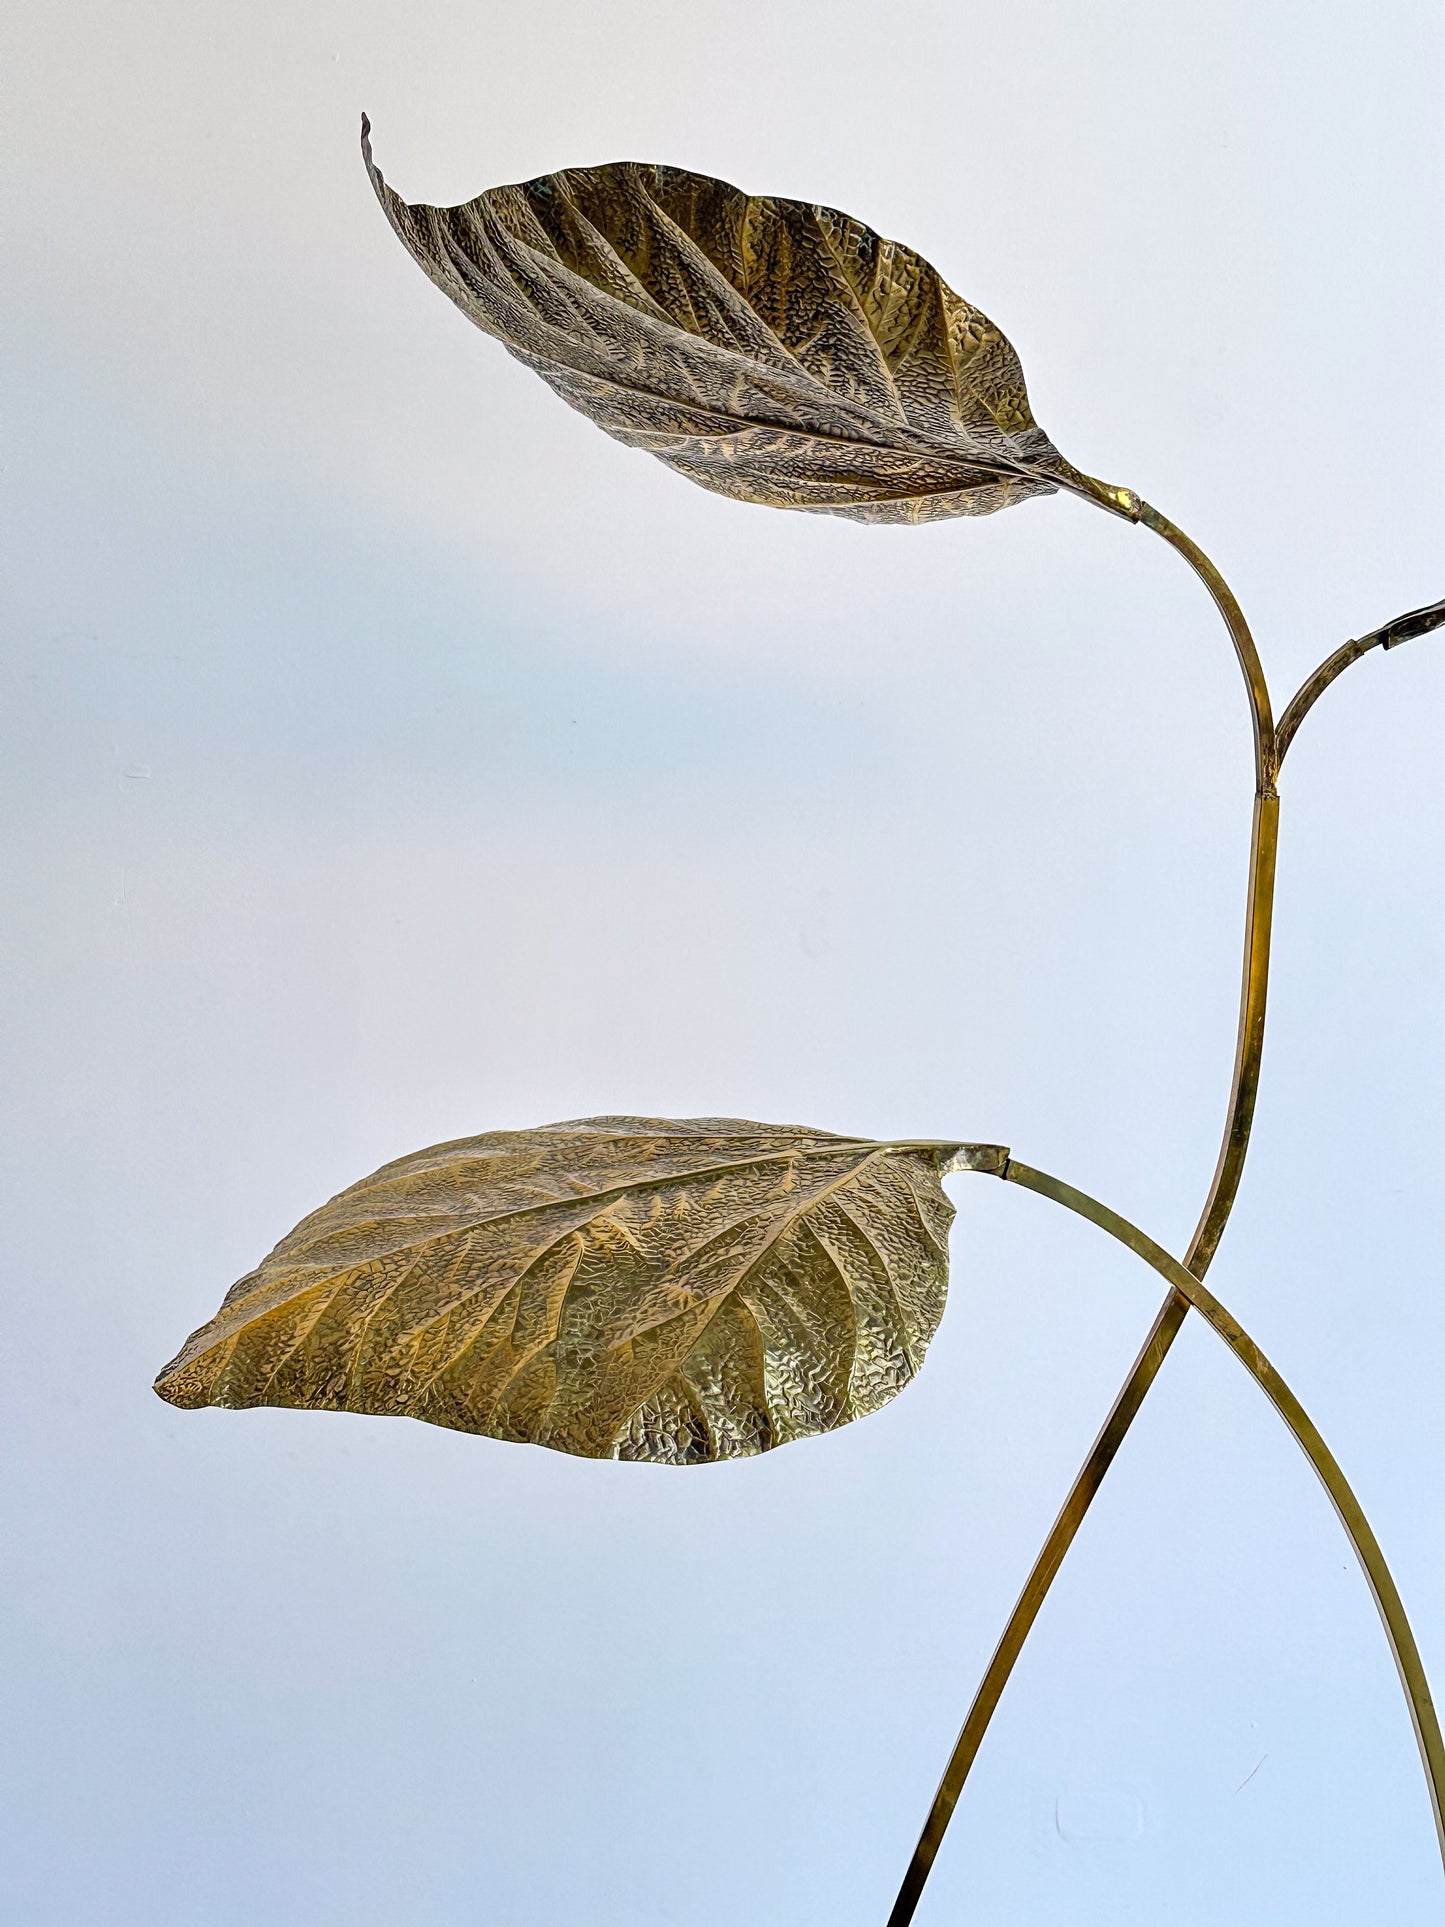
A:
[155, 1118, 1005, 1463]
[362, 120, 1137, 527]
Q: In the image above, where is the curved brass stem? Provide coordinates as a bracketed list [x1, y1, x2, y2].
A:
[1134, 504, 1279, 1276]
[884, 1284, 1192, 1927]
[1137, 501, 1276, 789]
[1276, 596, 1445, 769]
[1135, 503, 1278, 1272]
[888, 1163, 1445, 1926]
[1188, 789, 1279, 1270]
[1276, 635, 1380, 768]
[1003, 1160, 1445, 1868]
[888, 507, 1278, 1925]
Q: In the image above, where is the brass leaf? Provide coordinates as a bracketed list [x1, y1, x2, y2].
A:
[362, 120, 1137, 526]
[156, 1118, 1004, 1464]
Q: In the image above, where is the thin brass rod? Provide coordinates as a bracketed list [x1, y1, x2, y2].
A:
[1133, 504, 1278, 1275]
[1186, 788, 1279, 1273]
[1137, 501, 1276, 788]
[1276, 596, 1445, 769]
[1276, 636, 1378, 768]
[1132, 504, 1278, 1274]
[883, 1285, 1191, 1927]
[1004, 500, 1270, 1256]
[888, 506, 1278, 1925]
[1003, 1159, 1445, 1869]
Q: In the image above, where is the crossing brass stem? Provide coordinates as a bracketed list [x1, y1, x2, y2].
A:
[1136, 505, 1279, 1277]
[888, 506, 1278, 1925]
[1003, 1161, 1445, 1869]
[888, 1158, 1445, 1927]
[890, 511, 1443, 1922]
[1136, 506, 1279, 1282]
[884, 1285, 1191, 1927]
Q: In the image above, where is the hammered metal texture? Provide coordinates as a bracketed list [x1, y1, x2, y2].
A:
[155, 1117, 964, 1463]
[362, 120, 1107, 525]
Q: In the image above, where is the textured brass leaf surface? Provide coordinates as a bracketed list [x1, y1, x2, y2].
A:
[362, 120, 1136, 526]
[156, 1118, 998, 1463]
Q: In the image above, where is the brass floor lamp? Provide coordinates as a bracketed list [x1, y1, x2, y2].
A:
[156, 128, 1445, 1919]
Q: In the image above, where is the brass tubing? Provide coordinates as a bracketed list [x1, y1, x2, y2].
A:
[1004, 1160, 1445, 1869]
[884, 1285, 1191, 1927]
[1276, 596, 1444, 769]
[1276, 635, 1379, 768]
[888, 1151, 1445, 1925]
[1137, 501, 1276, 785]
[1135, 502, 1278, 1274]
[888, 508, 1279, 1925]
[1186, 788, 1278, 1274]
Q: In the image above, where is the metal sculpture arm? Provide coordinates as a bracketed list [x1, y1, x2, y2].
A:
[1000, 1163, 1445, 1852]
[1137, 501, 1278, 1271]
[218, 139, 1439, 1919]
[885, 1284, 1189, 1927]
[888, 1156, 1445, 1925]
[1276, 597, 1445, 768]
[889, 501, 1283, 1924]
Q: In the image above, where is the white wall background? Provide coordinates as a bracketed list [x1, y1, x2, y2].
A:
[4, 2, 1444, 1920]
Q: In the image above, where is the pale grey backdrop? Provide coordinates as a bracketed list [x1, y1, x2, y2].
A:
[4, 2, 1444, 1920]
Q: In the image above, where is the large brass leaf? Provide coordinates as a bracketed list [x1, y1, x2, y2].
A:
[362, 120, 1136, 527]
[155, 1118, 1005, 1464]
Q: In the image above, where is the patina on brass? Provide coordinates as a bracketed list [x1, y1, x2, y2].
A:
[157, 124, 1445, 1920]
